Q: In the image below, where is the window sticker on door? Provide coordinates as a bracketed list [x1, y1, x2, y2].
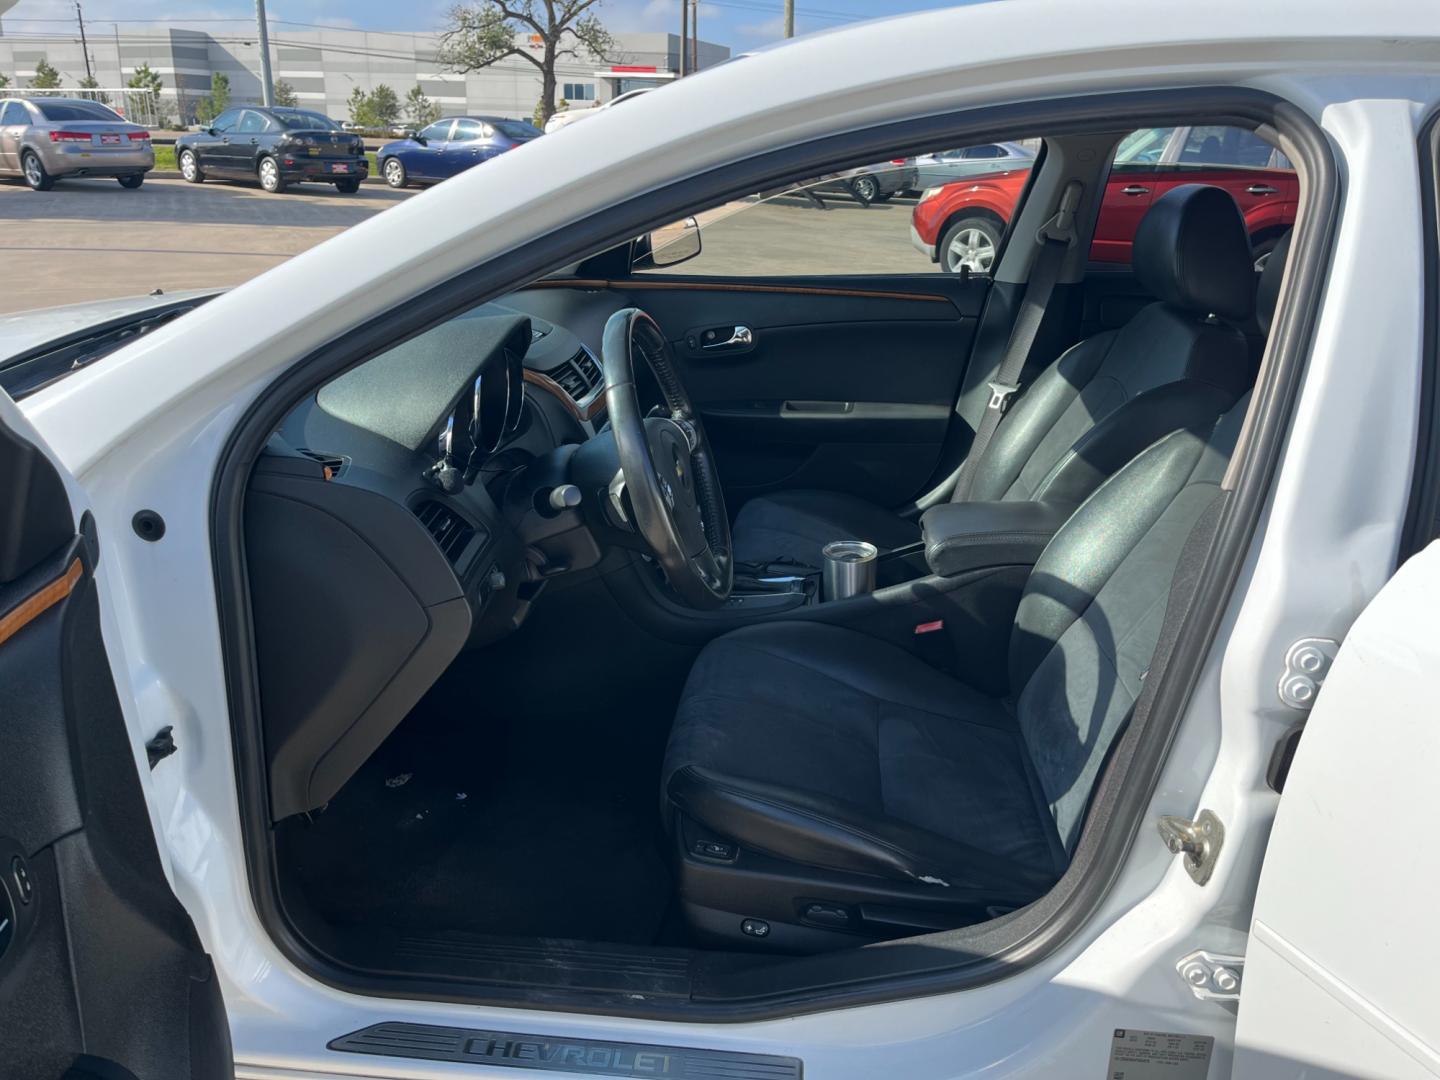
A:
[1105, 1030, 1214, 1079]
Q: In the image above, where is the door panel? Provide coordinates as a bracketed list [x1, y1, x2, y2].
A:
[0, 397, 232, 1078]
[620, 275, 987, 507]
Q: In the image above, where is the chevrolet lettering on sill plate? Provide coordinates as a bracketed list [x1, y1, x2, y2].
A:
[330, 1022, 804, 1079]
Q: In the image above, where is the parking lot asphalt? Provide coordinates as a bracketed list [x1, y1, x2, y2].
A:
[0, 176, 414, 315]
[0, 178, 938, 317]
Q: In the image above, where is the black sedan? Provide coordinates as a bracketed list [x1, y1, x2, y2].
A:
[175, 106, 368, 194]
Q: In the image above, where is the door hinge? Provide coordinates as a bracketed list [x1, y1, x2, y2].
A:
[1157, 808, 1224, 885]
[1177, 949, 1244, 1002]
[1277, 637, 1338, 710]
[145, 725, 177, 769]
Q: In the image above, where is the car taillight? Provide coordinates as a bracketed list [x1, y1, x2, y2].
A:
[890, 158, 908, 165]
[127, 131, 151, 141]
[48, 131, 92, 142]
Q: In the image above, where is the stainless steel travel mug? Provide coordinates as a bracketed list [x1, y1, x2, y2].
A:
[822, 540, 878, 601]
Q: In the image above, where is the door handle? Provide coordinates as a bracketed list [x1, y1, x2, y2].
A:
[221, 137, 230, 144]
[1119, 185, 1150, 196]
[249, 138, 258, 145]
[702, 325, 753, 350]
[1246, 184, 1279, 195]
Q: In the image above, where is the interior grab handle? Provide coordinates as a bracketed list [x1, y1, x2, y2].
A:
[703, 325, 753, 350]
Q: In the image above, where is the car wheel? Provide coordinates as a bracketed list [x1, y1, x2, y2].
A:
[939, 216, 1001, 274]
[179, 149, 203, 183]
[118, 174, 145, 189]
[258, 156, 286, 194]
[334, 177, 362, 194]
[21, 150, 54, 191]
[848, 175, 877, 205]
[1252, 235, 1278, 273]
[382, 157, 407, 189]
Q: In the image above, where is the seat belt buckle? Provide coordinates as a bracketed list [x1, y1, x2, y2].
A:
[987, 381, 1020, 413]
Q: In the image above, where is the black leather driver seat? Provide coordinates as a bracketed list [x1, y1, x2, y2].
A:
[730, 183, 1258, 571]
[665, 393, 1251, 949]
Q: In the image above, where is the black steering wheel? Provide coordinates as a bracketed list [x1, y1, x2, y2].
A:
[601, 308, 733, 609]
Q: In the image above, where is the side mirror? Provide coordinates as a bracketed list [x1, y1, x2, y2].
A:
[206, 127, 221, 137]
[410, 132, 426, 145]
[636, 216, 701, 270]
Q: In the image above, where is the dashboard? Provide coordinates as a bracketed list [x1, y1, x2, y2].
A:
[244, 290, 635, 820]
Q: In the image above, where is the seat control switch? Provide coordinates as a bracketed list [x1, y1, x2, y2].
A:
[692, 839, 736, 861]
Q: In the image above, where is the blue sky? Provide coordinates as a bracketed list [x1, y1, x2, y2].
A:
[1, 0, 975, 52]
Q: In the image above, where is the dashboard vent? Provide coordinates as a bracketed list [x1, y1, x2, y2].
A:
[414, 501, 476, 564]
[549, 348, 603, 402]
[296, 448, 347, 476]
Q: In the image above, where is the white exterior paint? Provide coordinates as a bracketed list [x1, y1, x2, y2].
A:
[7, 1, 1440, 1076]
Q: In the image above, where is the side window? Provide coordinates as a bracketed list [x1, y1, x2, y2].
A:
[211, 109, 242, 133]
[237, 111, 268, 135]
[418, 120, 452, 142]
[637, 141, 1038, 279]
[1177, 125, 1280, 168]
[450, 119, 484, 142]
[1, 102, 28, 126]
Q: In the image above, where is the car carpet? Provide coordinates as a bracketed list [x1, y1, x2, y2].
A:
[278, 580, 697, 949]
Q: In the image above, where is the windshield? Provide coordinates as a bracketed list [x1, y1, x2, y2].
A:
[36, 100, 124, 123]
[493, 120, 541, 140]
[274, 110, 341, 131]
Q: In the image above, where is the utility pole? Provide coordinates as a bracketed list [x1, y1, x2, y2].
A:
[784, 0, 794, 38]
[75, 2, 93, 81]
[678, 0, 687, 77]
[689, 0, 698, 73]
[254, 0, 275, 107]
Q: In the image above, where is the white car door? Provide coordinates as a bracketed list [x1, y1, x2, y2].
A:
[1233, 542, 1440, 1079]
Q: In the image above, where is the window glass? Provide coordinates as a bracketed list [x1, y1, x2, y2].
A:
[1178, 125, 1282, 168]
[236, 110, 269, 134]
[1, 101, 28, 126]
[35, 100, 123, 123]
[273, 109, 338, 131]
[450, 118, 484, 142]
[1112, 127, 1175, 169]
[562, 82, 596, 101]
[492, 119, 541, 141]
[636, 142, 1039, 279]
[418, 120, 452, 142]
[210, 108, 242, 132]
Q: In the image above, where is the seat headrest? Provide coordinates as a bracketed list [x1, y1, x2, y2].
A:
[1133, 184, 1255, 322]
[1255, 229, 1293, 335]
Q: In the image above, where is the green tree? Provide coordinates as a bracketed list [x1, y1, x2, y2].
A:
[78, 73, 109, 104]
[195, 72, 231, 125]
[369, 84, 400, 128]
[127, 62, 172, 126]
[438, 1, 614, 126]
[0, 73, 12, 91]
[30, 58, 63, 90]
[404, 84, 439, 128]
[274, 80, 298, 107]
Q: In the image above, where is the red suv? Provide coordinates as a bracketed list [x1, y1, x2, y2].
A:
[911, 126, 1297, 274]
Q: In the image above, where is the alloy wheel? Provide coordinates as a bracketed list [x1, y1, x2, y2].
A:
[946, 227, 996, 274]
[383, 158, 406, 188]
[180, 151, 198, 182]
[259, 158, 281, 192]
[23, 153, 43, 189]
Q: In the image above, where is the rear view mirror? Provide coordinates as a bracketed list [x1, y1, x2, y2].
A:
[637, 216, 701, 270]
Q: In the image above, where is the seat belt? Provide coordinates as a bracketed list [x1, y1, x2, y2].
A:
[951, 179, 1082, 503]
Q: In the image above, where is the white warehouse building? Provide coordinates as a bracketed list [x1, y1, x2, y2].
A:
[0, 22, 729, 125]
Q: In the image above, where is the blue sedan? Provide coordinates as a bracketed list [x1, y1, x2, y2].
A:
[377, 116, 542, 188]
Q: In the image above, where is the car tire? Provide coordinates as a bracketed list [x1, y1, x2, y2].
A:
[848, 175, 877, 205]
[939, 215, 1002, 274]
[382, 157, 407, 189]
[258, 156, 286, 194]
[1252, 235, 1279, 273]
[118, 174, 145, 189]
[334, 177, 362, 194]
[21, 150, 54, 191]
[179, 149, 203, 183]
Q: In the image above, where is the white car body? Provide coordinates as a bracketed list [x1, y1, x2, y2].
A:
[544, 87, 656, 133]
[6, 2, 1440, 1077]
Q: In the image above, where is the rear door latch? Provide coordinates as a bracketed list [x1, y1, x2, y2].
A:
[1157, 808, 1223, 885]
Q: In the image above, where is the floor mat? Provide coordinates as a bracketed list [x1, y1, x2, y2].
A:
[278, 578, 696, 949]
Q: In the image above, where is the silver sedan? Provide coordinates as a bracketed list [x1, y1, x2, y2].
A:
[912, 141, 1035, 190]
[0, 96, 155, 191]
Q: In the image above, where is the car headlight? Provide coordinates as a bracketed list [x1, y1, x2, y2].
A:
[919, 186, 941, 204]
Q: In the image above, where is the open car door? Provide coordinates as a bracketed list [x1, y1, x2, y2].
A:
[0, 393, 232, 1079]
[1233, 544, 1440, 1079]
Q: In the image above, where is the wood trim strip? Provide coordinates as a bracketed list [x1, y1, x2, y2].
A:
[526, 278, 954, 305]
[523, 369, 607, 423]
[0, 557, 82, 650]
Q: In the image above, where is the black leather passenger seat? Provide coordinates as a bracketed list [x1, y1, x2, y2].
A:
[731, 183, 1260, 570]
